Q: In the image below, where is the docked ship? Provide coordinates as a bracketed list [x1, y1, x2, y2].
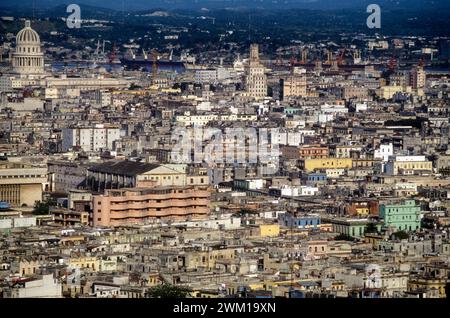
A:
[122, 49, 195, 70]
[90, 40, 122, 67]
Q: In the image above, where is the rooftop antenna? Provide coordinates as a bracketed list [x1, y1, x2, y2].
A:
[248, 14, 251, 42]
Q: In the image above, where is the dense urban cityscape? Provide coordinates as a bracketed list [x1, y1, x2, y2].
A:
[0, 0, 450, 301]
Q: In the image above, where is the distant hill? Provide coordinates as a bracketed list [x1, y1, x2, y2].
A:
[5, 0, 450, 11]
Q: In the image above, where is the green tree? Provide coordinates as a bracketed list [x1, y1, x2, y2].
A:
[365, 223, 378, 234]
[334, 234, 355, 241]
[33, 201, 50, 215]
[32, 198, 56, 215]
[129, 83, 143, 90]
[392, 231, 409, 240]
[147, 284, 190, 298]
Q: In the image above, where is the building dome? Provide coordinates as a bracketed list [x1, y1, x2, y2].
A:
[16, 20, 41, 44]
[12, 20, 44, 75]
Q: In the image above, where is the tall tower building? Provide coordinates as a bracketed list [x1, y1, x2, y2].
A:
[280, 67, 307, 100]
[246, 44, 267, 101]
[12, 20, 44, 75]
[409, 65, 426, 89]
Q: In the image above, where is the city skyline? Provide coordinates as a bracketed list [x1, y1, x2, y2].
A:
[0, 0, 449, 306]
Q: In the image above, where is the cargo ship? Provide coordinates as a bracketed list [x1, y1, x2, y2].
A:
[122, 49, 195, 70]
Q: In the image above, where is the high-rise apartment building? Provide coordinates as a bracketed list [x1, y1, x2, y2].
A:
[246, 44, 267, 101]
[280, 67, 307, 100]
[92, 185, 210, 227]
[61, 124, 121, 152]
[409, 66, 426, 89]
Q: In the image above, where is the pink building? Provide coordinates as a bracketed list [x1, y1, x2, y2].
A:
[93, 185, 210, 227]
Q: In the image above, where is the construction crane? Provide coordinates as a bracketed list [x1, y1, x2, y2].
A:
[388, 55, 398, 72]
[151, 49, 159, 82]
[128, 48, 136, 60]
[353, 50, 361, 64]
[108, 42, 120, 64]
[418, 56, 425, 67]
[94, 40, 100, 60]
[326, 49, 333, 65]
[142, 49, 148, 60]
[301, 49, 308, 64]
[337, 49, 346, 65]
[289, 52, 298, 66]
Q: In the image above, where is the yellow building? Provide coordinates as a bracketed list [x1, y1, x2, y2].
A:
[184, 247, 242, 271]
[388, 161, 432, 175]
[67, 256, 100, 272]
[282, 73, 307, 99]
[364, 233, 384, 249]
[377, 85, 413, 99]
[259, 224, 280, 237]
[12, 259, 40, 277]
[408, 278, 447, 298]
[301, 158, 353, 171]
[318, 223, 332, 232]
[355, 207, 369, 216]
[0, 162, 47, 207]
[247, 282, 266, 291]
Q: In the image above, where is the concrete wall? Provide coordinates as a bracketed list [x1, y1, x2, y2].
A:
[20, 184, 42, 207]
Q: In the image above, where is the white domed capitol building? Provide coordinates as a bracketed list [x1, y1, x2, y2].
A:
[12, 20, 45, 75]
[0, 20, 129, 95]
[0, 20, 47, 93]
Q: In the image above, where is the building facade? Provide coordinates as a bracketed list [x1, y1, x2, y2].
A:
[0, 162, 47, 207]
[379, 200, 422, 231]
[62, 125, 121, 152]
[92, 186, 210, 227]
[12, 20, 44, 75]
[246, 44, 267, 101]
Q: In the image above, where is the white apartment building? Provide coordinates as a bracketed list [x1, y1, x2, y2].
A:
[374, 143, 394, 162]
[195, 69, 218, 83]
[277, 185, 319, 197]
[62, 125, 121, 152]
[385, 155, 433, 175]
[4, 274, 62, 298]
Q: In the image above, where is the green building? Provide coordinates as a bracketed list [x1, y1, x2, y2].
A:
[322, 217, 381, 238]
[283, 107, 302, 115]
[379, 200, 421, 232]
